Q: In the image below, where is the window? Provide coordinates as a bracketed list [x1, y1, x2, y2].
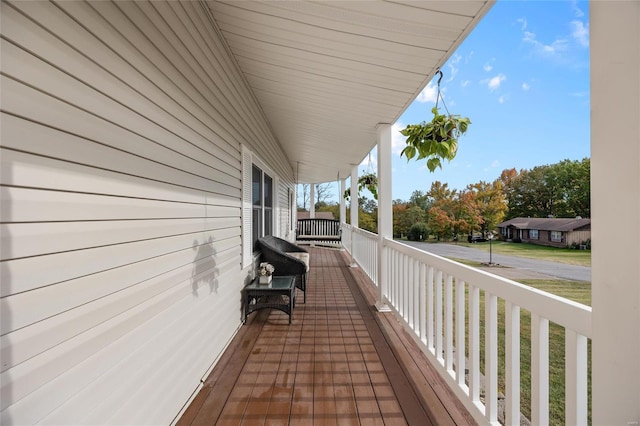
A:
[551, 230, 562, 242]
[530, 229, 539, 239]
[242, 146, 276, 269]
[288, 187, 295, 231]
[252, 164, 273, 248]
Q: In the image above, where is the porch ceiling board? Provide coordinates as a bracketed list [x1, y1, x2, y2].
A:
[206, 0, 494, 184]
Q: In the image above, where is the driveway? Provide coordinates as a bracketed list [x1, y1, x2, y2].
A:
[401, 241, 591, 282]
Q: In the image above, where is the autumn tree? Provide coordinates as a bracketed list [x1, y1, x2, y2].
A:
[427, 206, 454, 241]
[453, 189, 482, 236]
[468, 180, 507, 235]
[393, 202, 411, 238]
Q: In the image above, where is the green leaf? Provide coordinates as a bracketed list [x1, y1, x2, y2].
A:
[427, 157, 442, 172]
[401, 146, 416, 161]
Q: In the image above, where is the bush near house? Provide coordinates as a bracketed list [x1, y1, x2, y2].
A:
[407, 223, 429, 241]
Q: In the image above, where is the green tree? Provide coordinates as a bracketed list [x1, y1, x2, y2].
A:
[503, 159, 590, 219]
[408, 190, 431, 210]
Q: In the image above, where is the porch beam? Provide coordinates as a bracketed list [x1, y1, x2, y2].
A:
[591, 2, 640, 424]
[375, 123, 392, 312]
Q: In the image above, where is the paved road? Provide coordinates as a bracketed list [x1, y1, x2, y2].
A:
[401, 241, 591, 282]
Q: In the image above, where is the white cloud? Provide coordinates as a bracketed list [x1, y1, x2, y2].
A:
[527, 31, 569, 55]
[446, 54, 462, 82]
[484, 73, 506, 91]
[484, 160, 501, 172]
[498, 95, 506, 104]
[571, 0, 585, 17]
[571, 20, 589, 47]
[516, 18, 527, 31]
[416, 81, 437, 103]
[391, 122, 407, 155]
[461, 80, 471, 88]
[483, 57, 496, 72]
[522, 82, 531, 91]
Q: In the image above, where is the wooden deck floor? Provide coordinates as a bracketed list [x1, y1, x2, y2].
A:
[178, 247, 475, 426]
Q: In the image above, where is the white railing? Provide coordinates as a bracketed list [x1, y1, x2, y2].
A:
[342, 226, 591, 426]
[342, 224, 378, 285]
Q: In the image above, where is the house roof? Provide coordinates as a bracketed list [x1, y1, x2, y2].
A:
[498, 217, 591, 232]
[206, 1, 494, 184]
[297, 211, 335, 220]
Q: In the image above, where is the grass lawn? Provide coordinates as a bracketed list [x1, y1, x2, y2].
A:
[462, 279, 591, 425]
[455, 241, 591, 266]
[455, 241, 592, 267]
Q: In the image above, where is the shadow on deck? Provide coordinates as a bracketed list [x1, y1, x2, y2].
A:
[178, 247, 475, 425]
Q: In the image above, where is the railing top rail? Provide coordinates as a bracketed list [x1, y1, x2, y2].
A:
[346, 224, 378, 239]
[384, 238, 592, 337]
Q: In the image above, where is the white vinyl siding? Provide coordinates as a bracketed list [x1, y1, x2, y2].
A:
[0, 1, 293, 425]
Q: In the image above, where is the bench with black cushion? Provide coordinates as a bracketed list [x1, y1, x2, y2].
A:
[257, 236, 310, 303]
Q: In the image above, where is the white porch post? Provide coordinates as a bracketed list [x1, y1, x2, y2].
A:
[591, 2, 640, 424]
[350, 167, 359, 267]
[339, 178, 346, 224]
[375, 123, 392, 312]
[309, 183, 315, 219]
[350, 168, 359, 228]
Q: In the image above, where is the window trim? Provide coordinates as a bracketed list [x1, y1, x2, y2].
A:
[241, 146, 277, 268]
[550, 230, 562, 242]
[529, 229, 539, 240]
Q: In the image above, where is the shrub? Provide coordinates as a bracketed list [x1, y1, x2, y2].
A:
[408, 223, 429, 241]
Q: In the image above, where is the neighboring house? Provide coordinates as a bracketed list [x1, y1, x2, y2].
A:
[498, 217, 591, 248]
[297, 211, 335, 220]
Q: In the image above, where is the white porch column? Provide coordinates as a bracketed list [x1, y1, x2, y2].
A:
[309, 183, 315, 219]
[349, 167, 359, 267]
[591, 2, 640, 424]
[350, 168, 358, 228]
[339, 178, 346, 224]
[375, 123, 392, 312]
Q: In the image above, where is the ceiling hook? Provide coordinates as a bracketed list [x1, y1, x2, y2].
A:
[436, 69, 444, 87]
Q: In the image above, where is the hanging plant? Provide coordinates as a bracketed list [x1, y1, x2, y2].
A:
[400, 70, 471, 172]
[343, 171, 378, 201]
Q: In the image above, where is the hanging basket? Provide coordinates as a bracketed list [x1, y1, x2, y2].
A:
[400, 70, 471, 172]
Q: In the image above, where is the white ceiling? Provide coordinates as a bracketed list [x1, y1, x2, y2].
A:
[206, 0, 494, 184]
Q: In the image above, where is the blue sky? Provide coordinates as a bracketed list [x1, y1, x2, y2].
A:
[308, 0, 591, 205]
